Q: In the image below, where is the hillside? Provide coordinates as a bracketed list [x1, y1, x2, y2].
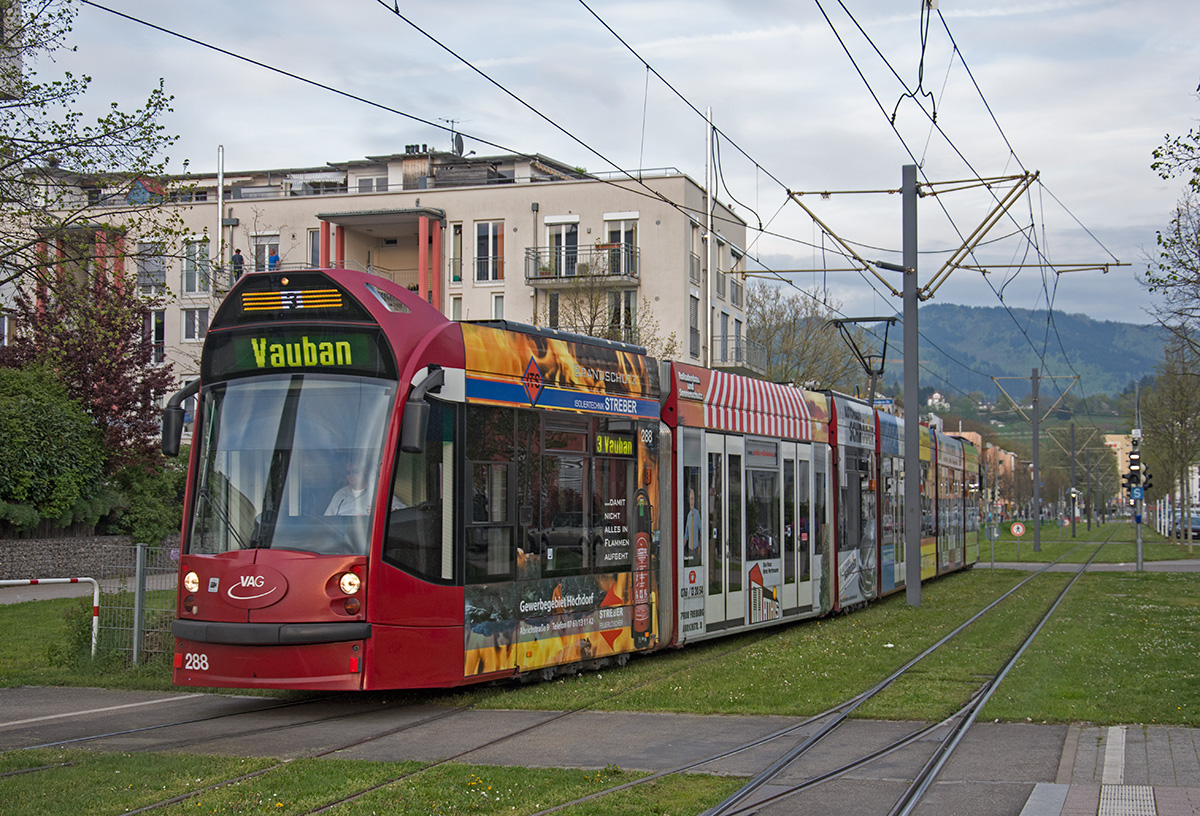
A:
[883, 304, 1165, 400]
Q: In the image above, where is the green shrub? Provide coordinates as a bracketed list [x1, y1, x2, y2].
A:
[0, 367, 106, 529]
[107, 447, 188, 545]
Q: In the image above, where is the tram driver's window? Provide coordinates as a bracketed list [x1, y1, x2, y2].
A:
[383, 401, 451, 582]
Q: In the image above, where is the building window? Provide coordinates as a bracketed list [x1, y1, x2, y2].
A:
[475, 220, 504, 282]
[720, 312, 729, 362]
[608, 290, 636, 343]
[689, 295, 700, 358]
[358, 177, 388, 193]
[182, 308, 209, 342]
[606, 216, 638, 277]
[137, 242, 166, 294]
[548, 292, 559, 329]
[450, 223, 463, 283]
[451, 296, 462, 321]
[0, 314, 8, 347]
[308, 229, 321, 268]
[715, 240, 726, 298]
[690, 225, 701, 283]
[734, 318, 743, 361]
[144, 310, 165, 363]
[182, 239, 210, 294]
[253, 235, 280, 272]
[546, 221, 578, 277]
[730, 249, 745, 306]
[492, 294, 504, 320]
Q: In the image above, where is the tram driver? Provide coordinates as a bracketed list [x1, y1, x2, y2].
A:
[325, 459, 408, 516]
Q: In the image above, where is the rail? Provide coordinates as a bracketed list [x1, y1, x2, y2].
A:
[0, 578, 99, 656]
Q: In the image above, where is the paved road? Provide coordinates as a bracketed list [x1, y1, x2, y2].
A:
[0, 687, 1197, 815]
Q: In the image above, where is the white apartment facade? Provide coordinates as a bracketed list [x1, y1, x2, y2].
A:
[121, 146, 761, 392]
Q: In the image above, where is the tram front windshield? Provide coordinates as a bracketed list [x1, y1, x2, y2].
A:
[189, 373, 396, 556]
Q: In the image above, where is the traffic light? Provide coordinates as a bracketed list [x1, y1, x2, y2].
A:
[1121, 471, 1135, 493]
[1142, 471, 1153, 491]
[1128, 441, 1142, 486]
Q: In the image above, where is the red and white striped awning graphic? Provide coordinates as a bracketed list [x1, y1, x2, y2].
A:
[704, 371, 816, 440]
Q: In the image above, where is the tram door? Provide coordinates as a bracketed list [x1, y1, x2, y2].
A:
[780, 442, 814, 612]
[704, 433, 745, 628]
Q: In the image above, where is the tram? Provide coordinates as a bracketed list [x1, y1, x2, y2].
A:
[164, 268, 978, 691]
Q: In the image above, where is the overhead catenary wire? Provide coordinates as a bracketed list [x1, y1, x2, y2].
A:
[80, 0, 1109, 418]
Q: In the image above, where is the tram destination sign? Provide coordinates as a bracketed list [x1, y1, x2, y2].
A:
[203, 327, 396, 380]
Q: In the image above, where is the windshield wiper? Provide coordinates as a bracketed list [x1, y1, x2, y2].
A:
[196, 487, 249, 550]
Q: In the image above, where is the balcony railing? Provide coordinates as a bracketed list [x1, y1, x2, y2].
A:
[525, 244, 640, 284]
[712, 333, 767, 374]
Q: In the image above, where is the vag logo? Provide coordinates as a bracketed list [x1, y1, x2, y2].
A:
[223, 567, 288, 607]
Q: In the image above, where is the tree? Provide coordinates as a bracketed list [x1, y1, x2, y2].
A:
[1141, 336, 1200, 545]
[1145, 84, 1200, 353]
[1, 268, 176, 472]
[745, 283, 870, 392]
[1, 0, 184, 290]
[0, 365, 109, 529]
[533, 242, 678, 359]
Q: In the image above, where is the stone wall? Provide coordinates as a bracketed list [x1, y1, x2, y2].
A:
[0, 536, 179, 581]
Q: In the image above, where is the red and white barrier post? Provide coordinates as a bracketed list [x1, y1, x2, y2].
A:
[0, 578, 100, 657]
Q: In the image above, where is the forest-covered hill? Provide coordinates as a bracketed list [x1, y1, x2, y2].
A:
[883, 304, 1165, 400]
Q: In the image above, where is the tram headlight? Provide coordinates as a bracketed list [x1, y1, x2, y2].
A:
[338, 572, 361, 595]
[183, 571, 200, 593]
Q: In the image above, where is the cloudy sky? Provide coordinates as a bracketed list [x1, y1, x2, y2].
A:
[51, 0, 1199, 326]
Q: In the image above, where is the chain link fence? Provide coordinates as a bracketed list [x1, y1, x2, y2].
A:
[97, 541, 178, 664]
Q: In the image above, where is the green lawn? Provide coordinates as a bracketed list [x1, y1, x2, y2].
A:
[0, 750, 741, 816]
[4, 555, 1197, 815]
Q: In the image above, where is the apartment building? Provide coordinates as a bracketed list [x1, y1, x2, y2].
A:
[116, 145, 761, 392]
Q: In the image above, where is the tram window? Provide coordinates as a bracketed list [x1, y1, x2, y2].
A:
[545, 426, 587, 452]
[727, 454, 742, 593]
[515, 410, 542, 579]
[467, 405, 514, 461]
[707, 451, 723, 596]
[594, 456, 633, 570]
[383, 400, 452, 582]
[747, 469, 780, 561]
[466, 528, 513, 581]
[540, 453, 588, 575]
[784, 459, 795, 584]
[797, 459, 811, 581]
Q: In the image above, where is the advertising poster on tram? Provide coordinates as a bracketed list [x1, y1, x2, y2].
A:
[459, 323, 661, 677]
[465, 572, 651, 675]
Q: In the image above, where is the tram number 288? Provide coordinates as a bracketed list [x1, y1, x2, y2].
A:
[182, 653, 209, 671]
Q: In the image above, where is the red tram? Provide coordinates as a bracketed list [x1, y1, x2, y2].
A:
[164, 268, 978, 690]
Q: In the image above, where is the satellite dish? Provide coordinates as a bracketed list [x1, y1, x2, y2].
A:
[453, 133, 464, 156]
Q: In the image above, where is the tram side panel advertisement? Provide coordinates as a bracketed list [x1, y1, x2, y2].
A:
[460, 325, 661, 677]
[667, 362, 830, 638]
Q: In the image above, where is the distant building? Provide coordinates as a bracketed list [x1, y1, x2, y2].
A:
[927, 391, 949, 410]
[29, 145, 764, 408]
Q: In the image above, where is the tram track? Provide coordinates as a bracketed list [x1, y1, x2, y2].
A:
[531, 529, 1117, 815]
[16, 603, 804, 814]
[711, 533, 1114, 816]
[6, 531, 1116, 814]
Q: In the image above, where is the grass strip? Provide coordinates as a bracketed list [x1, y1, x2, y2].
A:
[0, 750, 741, 816]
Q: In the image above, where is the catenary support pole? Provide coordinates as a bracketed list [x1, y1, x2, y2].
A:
[902, 165, 921, 607]
[1071, 422, 1077, 538]
[1032, 367, 1041, 551]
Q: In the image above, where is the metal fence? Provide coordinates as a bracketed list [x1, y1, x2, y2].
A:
[97, 541, 178, 664]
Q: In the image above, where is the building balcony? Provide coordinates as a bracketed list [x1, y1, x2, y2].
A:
[525, 244, 640, 287]
[712, 333, 767, 377]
